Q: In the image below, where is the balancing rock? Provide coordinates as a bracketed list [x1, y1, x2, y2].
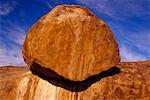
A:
[22, 5, 120, 81]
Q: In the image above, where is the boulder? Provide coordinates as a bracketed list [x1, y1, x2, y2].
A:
[22, 5, 120, 81]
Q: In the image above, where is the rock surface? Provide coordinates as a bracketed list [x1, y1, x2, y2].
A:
[22, 5, 120, 81]
[0, 61, 150, 100]
[1, 4, 149, 100]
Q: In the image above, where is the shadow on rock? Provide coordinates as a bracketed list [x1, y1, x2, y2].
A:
[30, 62, 120, 92]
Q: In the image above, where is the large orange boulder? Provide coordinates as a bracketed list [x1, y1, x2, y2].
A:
[22, 5, 120, 81]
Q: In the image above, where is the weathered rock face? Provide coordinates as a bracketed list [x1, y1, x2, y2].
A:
[0, 66, 30, 100]
[22, 5, 120, 81]
[0, 61, 150, 100]
[1, 4, 149, 100]
[79, 61, 150, 100]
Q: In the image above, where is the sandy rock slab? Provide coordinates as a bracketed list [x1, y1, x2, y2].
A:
[79, 60, 150, 100]
[22, 5, 120, 81]
[0, 60, 150, 100]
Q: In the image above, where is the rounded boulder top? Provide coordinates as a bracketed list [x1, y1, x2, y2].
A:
[22, 5, 120, 81]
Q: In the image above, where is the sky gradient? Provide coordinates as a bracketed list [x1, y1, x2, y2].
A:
[0, 0, 150, 66]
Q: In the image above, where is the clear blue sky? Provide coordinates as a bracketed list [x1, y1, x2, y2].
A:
[0, 0, 150, 66]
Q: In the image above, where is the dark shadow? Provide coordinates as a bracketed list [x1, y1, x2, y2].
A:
[30, 62, 120, 92]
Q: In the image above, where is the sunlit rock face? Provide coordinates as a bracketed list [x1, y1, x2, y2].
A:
[79, 61, 150, 100]
[22, 5, 120, 81]
[0, 61, 150, 100]
[1, 5, 150, 100]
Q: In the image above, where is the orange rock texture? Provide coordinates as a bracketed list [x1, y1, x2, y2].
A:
[22, 5, 120, 81]
[79, 61, 150, 100]
[0, 61, 150, 100]
[0, 5, 150, 100]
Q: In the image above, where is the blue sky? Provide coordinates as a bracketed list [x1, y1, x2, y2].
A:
[0, 0, 150, 66]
